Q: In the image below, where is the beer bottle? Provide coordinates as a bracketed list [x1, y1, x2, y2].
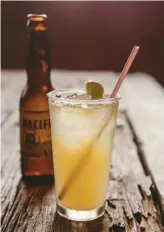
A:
[20, 14, 54, 184]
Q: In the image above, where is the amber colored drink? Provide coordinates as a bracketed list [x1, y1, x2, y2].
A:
[48, 89, 119, 221]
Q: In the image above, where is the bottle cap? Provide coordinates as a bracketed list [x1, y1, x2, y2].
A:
[27, 14, 47, 31]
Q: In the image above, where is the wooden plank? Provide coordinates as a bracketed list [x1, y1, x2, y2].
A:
[120, 74, 164, 197]
[1, 110, 21, 221]
[2, 70, 164, 194]
[1, 113, 163, 231]
[1, 71, 26, 113]
[1, 70, 164, 230]
[3, 70, 163, 192]
[110, 113, 163, 230]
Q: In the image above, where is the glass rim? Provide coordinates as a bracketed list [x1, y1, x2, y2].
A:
[47, 88, 120, 105]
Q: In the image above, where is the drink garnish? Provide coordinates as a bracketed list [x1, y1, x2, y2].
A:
[85, 81, 104, 99]
[65, 81, 104, 100]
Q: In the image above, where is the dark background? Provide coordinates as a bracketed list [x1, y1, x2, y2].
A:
[2, 1, 164, 86]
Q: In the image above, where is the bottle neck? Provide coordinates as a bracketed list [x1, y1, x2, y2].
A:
[26, 30, 52, 88]
[27, 59, 52, 88]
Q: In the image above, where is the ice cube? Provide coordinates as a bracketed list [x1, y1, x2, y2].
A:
[50, 107, 94, 153]
[50, 103, 116, 154]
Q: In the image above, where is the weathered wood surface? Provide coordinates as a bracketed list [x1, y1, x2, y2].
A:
[1, 70, 164, 231]
[2, 70, 164, 195]
[1, 113, 163, 231]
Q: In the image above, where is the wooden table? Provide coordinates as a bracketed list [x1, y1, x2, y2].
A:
[1, 70, 164, 232]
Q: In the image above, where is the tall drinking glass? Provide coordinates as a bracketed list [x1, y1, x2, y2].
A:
[48, 89, 119, 221]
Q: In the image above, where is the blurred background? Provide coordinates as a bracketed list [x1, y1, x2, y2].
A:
[1, 1, 164, 86]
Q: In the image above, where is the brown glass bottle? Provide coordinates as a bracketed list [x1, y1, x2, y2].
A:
[20, 14, 54, 185]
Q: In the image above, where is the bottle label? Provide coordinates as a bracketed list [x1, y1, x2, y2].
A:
[20, 110, 54, 175]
